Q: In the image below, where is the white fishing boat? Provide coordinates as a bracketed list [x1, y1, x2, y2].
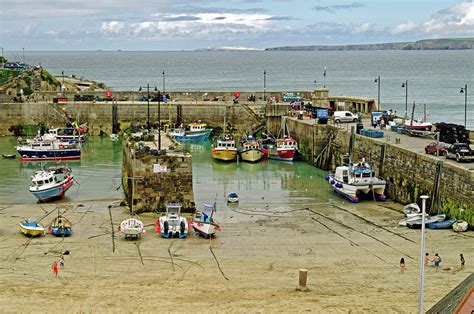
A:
[407, 214, 446, 229]
[403, 203, 421, 218]
[192, 204, 221, 238]
[119, 218, 145, 239]
[325, 159, 387, 202]
[156, 203, 188, 239]
[29, 165, 74, 202]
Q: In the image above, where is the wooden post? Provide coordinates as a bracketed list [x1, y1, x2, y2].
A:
[296, 269, 309, 292]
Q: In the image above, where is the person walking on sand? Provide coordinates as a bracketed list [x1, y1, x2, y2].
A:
[460, 254, 465, 271]
[400, 258, 406, 273]
[432, 253, 441, 272]
[59, 255, 65, 268]
[424, 253, 430, 267]
[52, 260, 59, 277]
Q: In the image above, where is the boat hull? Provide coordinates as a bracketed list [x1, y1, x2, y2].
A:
[269, 148, 295, 162]
[173, 130, 212, 141]
[427, 218, 456, 229]
[192, 220, 220, 237]
[30, 176, 74, 202]
[18, 149, 81, 162]
[19, 225, 44, 237]
[327, 175, 386, 203]
[239, 149, 263, 162]
[212, 149, 237, 162]
[50, 227, 72, 237]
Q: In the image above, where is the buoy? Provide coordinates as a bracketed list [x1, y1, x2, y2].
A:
[324, 175, 329, 180]
[330, 180, 335, 185]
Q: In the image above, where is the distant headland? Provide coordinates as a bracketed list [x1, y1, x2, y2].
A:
[265, 38, 474, 51]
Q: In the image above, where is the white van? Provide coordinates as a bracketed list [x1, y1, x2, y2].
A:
[333, 111, 359, 123]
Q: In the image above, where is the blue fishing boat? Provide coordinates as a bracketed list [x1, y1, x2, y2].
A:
[48, 214, 73, 237]
[427, 217, 457, 229]
[29, 165, 74, 202]
[227, 192, 239, 203]
[169, 123, 212, 141]
[17, 140, 81, 161]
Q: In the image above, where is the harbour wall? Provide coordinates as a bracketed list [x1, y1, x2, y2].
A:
[287, 119, 474, 226]
[0, 102, 264, 136]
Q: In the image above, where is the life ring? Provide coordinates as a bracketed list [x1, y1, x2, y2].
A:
[59, 144, 64, 148]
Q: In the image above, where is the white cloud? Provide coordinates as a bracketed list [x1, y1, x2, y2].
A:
[101, 21, 124, 33]
[352, 22, 372, 34]
[391, 21, 418, 35]
[422, 1, 474, 34]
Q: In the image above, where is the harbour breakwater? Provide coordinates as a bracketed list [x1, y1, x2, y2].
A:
[286, 119, 473, 226]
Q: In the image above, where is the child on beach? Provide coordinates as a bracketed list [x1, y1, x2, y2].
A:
[400, 258, 406, 273]
[59, 255, 65, 268]
[52, 260, 59, 277]
[432, 253, 441, 272]
[424, 253, 429, 267]
[460, 254, 465, 270]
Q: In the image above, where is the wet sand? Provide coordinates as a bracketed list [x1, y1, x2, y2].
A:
[0, 200, 471, 312]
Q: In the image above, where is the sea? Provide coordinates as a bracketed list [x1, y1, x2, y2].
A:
[4, 50, 474, 129]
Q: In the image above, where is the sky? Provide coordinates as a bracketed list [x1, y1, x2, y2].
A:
[0, 0, 473, 50]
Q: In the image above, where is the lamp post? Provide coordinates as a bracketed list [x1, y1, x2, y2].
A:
[162, 70, 165, 95]
[402, 80, 408, 119]
[419, 195, 429, 314]
[61, 70, 65, 97]
[374, 76, 380, 109]
[263, 69, 266, 102]
[460, 84, 468, 128]
[157, 89, 162, 150]
[22, 47, 25, 64]
[138, 84, 157, 130]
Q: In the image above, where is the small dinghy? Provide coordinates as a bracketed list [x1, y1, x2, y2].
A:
[49, 214, 72, 237]
[407, 214, 446, 229]
[119, 218, 145, 239]
[453, 220, 469, 232]
[2, 154, 16, 159]
[399, 215, 427, 227]
[192, 203, 221, 238]
[427, 217, 457, 229]
[19, 219, 45, 237]
[403, 203, 420, 218]
[227, 192, 239, 203]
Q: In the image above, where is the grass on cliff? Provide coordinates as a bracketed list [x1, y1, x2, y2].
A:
[40, 69, 60, 87]
[0, 69, 21, 84]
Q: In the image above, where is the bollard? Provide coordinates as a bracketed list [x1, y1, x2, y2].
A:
[296, 269, 309, 292]
[395, 137, 401, 144]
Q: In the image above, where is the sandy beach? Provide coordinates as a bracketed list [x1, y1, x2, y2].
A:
[0, 199, 471, 312]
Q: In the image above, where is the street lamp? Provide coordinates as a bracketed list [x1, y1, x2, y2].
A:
[263, 69, 266, 102]
[61, 70, 65, 97]
[460, 84, 468, 128]
[418, 195, 429, 314]
[402, 80, 408, 119]
[162, 70, 165, 95]
[374, 76, 380, 109]
[138, 84, 157, 130]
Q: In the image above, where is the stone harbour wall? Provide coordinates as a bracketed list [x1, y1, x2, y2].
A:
[287, 120, 474, 226]
[122, 141, 194, 213]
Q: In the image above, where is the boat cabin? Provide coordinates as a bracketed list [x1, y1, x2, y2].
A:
[30, 171, 56, 187]
[277, 138, 298, 149]
[188, 123, 207, 132]
[243, 141, 261, 150]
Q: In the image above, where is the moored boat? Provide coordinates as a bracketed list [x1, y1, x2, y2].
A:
[29, 165, 74, 202]
[169, 123, 212, 141]
[46, 127, 87, 143]
[453, 220, 469, 232]
[192, 203, 221, 238]
[211, 134, 237, 162]
[399, 215, 427, 226]
[406, 214, 446, 229]
[119, 218, 145, 239]
[227, 192, 239, 203]
[49, 214, 72, 236]
[268, 137, 298, 161]
[325, 160, 387, 202]
[427, 217, 457, 229]
[2, 154, 16, 159]
[19, 219, 45, 237]
[156, 203, 188, 239]
[17, 140, 81, 161]
[403, 203, 421, 218]
[239, 137, 263, 162]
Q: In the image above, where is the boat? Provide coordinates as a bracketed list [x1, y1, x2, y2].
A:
[119, 217, 145, 239]
[192, 203, 221, 238]
[404, 102, 432, 131]
[239, 137, 263, 162]
[453, 220, 469, 232]
[29, 165, 74, 202]
[156, 203, 188, 239]
[406, 214, 446, 229]
[17, 140, 81, 161]
[212, 134, 238, 162]
[267, 137, 298, 161]
[49, 214, 73, 237]
[399, 215, 427, 227]
[169, 123, 212, 141]
[427, 217, 457, 229]
[19, 219, 45, 237]
[46, 127, 87, 143]
[2, 154, 16, 159]
[325, 159, 387, 202]
[227, 192, 239, 203]
[403, 203, 421, 218]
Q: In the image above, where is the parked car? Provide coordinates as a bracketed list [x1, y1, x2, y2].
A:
[282, 93, 302, 102]
[333, 111, 359, 123]
[424, 142, 450, 156]
[444, 143, 474, 162]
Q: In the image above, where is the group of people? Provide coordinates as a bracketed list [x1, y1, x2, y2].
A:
[400, 253, 465, 273]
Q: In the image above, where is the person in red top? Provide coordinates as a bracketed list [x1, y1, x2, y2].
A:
[424, 253, 430, 267]
[52, 260, 59, 277]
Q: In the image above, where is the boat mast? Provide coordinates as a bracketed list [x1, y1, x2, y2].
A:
[410, 101, 416, 126]
[423, 104, 426, 122]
